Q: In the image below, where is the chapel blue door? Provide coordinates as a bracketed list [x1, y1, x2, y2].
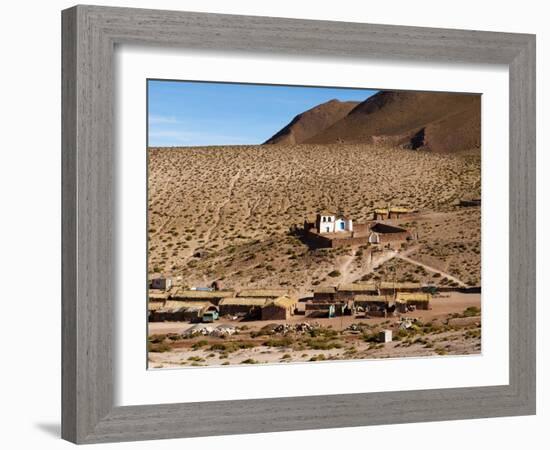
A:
[340, 222, 345, 230]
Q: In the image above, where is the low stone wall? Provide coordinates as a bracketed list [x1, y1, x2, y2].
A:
[304, 230, 371, 248]
[331, 235, 371, 248]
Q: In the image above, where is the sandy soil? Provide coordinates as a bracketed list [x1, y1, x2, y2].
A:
[148, 293, 481, 368]
[148, 144, 481, 294]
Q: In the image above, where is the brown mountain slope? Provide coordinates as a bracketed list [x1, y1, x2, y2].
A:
[305, 91, 481, 152]
[264, 99, 359, 145]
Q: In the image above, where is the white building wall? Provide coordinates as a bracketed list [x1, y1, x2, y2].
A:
[319, 214, 336, 233]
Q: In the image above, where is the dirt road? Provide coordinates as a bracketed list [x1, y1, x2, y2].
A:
[396, 253, 468, 287]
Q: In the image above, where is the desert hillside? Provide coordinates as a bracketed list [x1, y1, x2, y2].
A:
[148, 144, 481, 296]
[264, 99, 359, 144]
[266, 91, 480, 152]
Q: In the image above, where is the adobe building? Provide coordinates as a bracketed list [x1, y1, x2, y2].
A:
[302, 209, 415, 249]
[218, 297, 268, 319]
[336, 283, 378, 300]
[373, 206, 417, 221]
[261, 296, 298, 320]
[312, 286, 337, 302]
[149, 300, 216, 322]
[170, 289, 235, 305]
[378, 282, 423, 295]
[305, 301, 351, 318]
[354, 295, 394, 317]
[395, 292, 432, 311]
[315, 211, 353, 234]
[368, 223, 412, 245]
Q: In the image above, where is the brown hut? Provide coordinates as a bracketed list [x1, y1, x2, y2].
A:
[218, 297, 268, 319]
[170, 289, 234, 305]
[395, 292, 432, 311]
[261, 296, 298, 320]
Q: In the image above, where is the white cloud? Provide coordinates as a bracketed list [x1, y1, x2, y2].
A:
[148, 115, 181, 125]
[148, 129, 252, 146]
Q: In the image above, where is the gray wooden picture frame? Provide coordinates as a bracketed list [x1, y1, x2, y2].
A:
[61, 5, 536, 444]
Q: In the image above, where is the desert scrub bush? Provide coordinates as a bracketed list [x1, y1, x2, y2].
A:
[462, 306, 481, 317]
[305, 337, 343, 350]
[309, 354, 327, 362]
[147, 342, 172, 353]
[327, 270, 341, 278]
[210, 342, 254, 353]
[464, 328, 481, 339]
[191, 339, 209, 350]
[263, 336, 294, 348]
[148, 334, 167, 344]
[308, 326, 338, 338]
[240, 358, 259, 364]
[166, 333, 183, 341]
[362, 332, 380, 343]
[391, 329, 411, 341]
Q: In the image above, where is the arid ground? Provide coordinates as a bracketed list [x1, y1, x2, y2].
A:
[147, 86, 482, 368]
[148, 144, 481, 296]
[148, 292, 481, 368]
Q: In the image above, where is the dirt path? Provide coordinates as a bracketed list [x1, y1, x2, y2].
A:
[149, 185, 184, 239]
[202, 170, 241, 246]
[339, 248, 357, 284]
[396, 254, 468, 287]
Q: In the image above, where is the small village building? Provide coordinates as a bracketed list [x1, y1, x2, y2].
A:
[312, 286, 337, 302]
[368, 222, 411, 244]
[378, 282, 423, 295]
[374, 207, 415, 221]
[150, 300, 215, 322]
[315, 211, 353, 234]
[170, 289, 235, 305]
[305, 300, 351, 318]
[354, 295, 394, 317]
[237, 289, 289, 299]
[305, 302, 336, 318]
[150, 277, 172, 291]
[395, 292, 432, 311]
[147, 300, 165, 319]
[218, 297, 268, 319]
[261, 296, 298, 320]
[336, 283, 378, 300]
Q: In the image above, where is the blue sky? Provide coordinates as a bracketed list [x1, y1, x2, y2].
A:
[147, 80, 377, 147]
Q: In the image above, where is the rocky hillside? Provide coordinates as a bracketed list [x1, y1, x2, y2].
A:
[266, 91, 481, 152]
[264, 99, 359, 145]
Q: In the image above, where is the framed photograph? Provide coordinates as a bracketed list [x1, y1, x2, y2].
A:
[62, 5, 536, 444]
